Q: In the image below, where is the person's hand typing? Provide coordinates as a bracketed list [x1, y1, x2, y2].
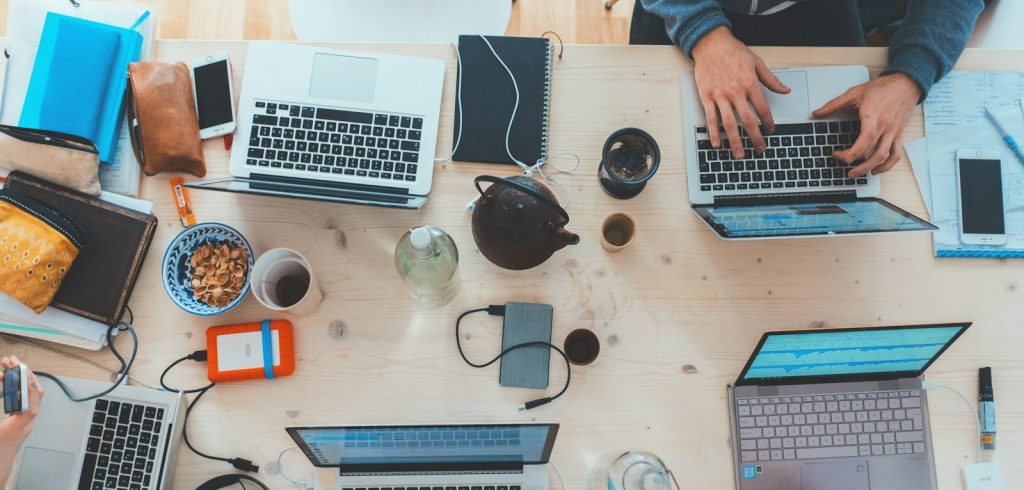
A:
[812, 73, 922, 178]
[692, 26, 791, 159]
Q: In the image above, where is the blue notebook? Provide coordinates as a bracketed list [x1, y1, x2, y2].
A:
[19, 12, 147, 164]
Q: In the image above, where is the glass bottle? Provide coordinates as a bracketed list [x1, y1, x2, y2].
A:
[394, 226, 459, 307]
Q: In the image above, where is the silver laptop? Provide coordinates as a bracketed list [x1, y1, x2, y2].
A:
[16, 376, 186, 490]
[727, 323, 971, 490]
[287, 424, 558, 489]
[186, 41, 445, 209]
[681, 65, 936, 239]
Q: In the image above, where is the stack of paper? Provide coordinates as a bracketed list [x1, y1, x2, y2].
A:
[906, 71, 1024, 258]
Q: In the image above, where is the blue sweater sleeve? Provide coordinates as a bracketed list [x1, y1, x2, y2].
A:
[639, 0, 732, 56]
[883, 0, 985, 99]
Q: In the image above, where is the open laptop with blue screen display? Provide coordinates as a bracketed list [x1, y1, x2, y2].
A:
[286, 424, 558, 490]
[727, 323, 970, 490]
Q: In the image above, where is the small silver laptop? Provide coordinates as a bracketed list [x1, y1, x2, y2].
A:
[728, 323, 971, 490]
[186, 42, 445, 209]
[287, 423, 558, 490]
[16, 376, 186, 490]
[681, 66, 936, 240]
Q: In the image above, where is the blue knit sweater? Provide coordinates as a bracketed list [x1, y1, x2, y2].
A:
[640, 0, 985, 96]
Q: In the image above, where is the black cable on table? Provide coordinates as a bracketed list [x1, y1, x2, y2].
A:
[160, 350, 258, 473]
[35, 306, 138, 403]
[455, 305, 572, 410]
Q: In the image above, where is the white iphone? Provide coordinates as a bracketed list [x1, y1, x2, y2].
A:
[191, 52, 236, 139]
[955, 149, 1008, 246]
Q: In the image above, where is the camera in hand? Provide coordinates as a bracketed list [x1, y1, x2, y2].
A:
[3, 365, 29, 414]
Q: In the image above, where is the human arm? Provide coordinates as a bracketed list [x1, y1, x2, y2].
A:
[813, 0, 985, 177]
[640, 0, 789, 158]
[0, 357, 44, 486]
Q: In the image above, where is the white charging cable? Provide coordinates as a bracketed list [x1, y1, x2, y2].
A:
[277, 445, 315, 488]
[548, 462, 566, 490]
[922, 381, 981, 464]
[438, 35, 583, 208]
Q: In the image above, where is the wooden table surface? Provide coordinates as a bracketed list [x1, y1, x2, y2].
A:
[3, 41, 1022, 489]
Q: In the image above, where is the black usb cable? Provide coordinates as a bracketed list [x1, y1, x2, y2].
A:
[160, 350, 258, 473]
[455, 305, 571, 410]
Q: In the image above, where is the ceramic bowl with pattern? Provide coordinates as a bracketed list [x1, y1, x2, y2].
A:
[161, 222, 253, 316]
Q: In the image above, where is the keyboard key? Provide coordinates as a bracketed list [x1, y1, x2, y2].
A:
[796, 446, 858, 459]
[317, 108, 372, 124]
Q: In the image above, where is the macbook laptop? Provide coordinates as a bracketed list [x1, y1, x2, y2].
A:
[186, 42, 445, 209]
[287, 423, 559, 490]
[681, 65, 936, 239]
[727, 323, 971, 490]
[16, 376, 186, 489]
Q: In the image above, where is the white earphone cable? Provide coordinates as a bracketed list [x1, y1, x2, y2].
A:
[438, 35, 582, 208]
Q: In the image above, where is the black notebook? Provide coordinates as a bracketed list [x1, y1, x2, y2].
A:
[453, 35, 552, 165]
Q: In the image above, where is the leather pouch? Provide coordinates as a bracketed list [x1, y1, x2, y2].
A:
[0, 189, 85, 313]
[126, 61, 206, 177]
[0, 125, 102, 195]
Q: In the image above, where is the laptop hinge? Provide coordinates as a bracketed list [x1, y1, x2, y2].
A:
[339, 462, 523, 476]
[711, 190, 858, 207]
[250, 172, 412, 196]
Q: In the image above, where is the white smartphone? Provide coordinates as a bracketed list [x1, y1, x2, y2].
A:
[3, 365, 28, 414]
[955, 149, 1008, 246]
[191, 52, 236, 140]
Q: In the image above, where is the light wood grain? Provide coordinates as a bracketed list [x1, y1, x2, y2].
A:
[0, 0, 635, 43]
[2, 41, 1023, 489]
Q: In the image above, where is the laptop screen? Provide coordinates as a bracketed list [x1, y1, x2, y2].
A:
[692, 198, 936, 239]
[287, 424, 559, 469]
[736, 324, 970, 386]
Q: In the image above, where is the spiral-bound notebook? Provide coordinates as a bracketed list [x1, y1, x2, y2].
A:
[453, 35, 552, 165]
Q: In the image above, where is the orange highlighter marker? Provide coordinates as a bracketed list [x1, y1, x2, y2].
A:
[170, 177, 196, 227]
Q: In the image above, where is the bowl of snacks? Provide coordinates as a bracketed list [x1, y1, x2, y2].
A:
[161, 222, 254, 315]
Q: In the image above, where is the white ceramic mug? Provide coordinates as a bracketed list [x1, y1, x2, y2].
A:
[250, 248, 323, 316]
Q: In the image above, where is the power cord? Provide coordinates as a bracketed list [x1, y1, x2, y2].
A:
[277, 445, 315, 488]
[35, 306, 139, 402]
[455, 305, 571, 410]
[922, 380, 982, 464]
[160, 350, 259, 473]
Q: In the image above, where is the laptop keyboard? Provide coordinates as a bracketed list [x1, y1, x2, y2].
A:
[696, 122, 869, 192]
[80, 398, 164, 490]
[245, 100, 424, 183]
[341, 487, 521, 490]
[737, 390, 925, 463]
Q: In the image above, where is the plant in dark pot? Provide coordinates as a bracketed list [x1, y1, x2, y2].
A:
[471, 175, 580, 270]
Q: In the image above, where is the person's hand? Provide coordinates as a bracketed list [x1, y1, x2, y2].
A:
[0, 356, 43, 443]
[812, 72, 922, 178]
[692, 26, 791, 159]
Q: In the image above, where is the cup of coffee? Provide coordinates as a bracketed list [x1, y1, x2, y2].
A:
[564, 329, 600, 366]
[250, 248, 323, 316]
[601, 213, 637, 252]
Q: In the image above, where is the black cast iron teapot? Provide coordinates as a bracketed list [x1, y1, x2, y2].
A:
[472, 175, 580, 270]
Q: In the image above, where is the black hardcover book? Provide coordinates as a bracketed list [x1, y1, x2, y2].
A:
[453, 35, 552, 165]
[4, 172, 157, 326]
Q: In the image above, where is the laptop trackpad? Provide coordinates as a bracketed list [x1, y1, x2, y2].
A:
[762, 71, 810, 119]
[16, 447, 75, 489]
[801, 460, 869, 490]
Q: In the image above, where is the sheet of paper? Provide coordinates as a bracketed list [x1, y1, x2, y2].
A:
[923, 71, 1024, 134]
[98, 119, 142, 196]
[0, 316, 105, 350]
[926, 105, 1024, 257]
[904, 137, 932, 215]
[0, 294, 108, 346]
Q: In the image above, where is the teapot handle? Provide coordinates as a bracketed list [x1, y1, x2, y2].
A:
[474, 175, 569, 226]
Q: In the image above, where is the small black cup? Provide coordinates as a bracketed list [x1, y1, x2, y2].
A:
[599, 128, 661, 199]
[564, 329, 600, 366]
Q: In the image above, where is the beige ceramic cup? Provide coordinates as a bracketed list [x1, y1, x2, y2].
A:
[601, 213, 637, 252]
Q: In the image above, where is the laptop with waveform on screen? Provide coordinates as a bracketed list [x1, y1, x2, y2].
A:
[727, 323, 971, 490]
[286, 423, 558, 490]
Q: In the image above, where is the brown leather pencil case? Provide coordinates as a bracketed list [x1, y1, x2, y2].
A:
[126, 61, 206, 177]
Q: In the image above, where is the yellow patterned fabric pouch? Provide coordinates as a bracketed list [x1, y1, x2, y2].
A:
[0, 190, 84, 313]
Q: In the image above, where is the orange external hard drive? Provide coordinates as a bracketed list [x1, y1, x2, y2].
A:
[206, 319, 295, 382]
